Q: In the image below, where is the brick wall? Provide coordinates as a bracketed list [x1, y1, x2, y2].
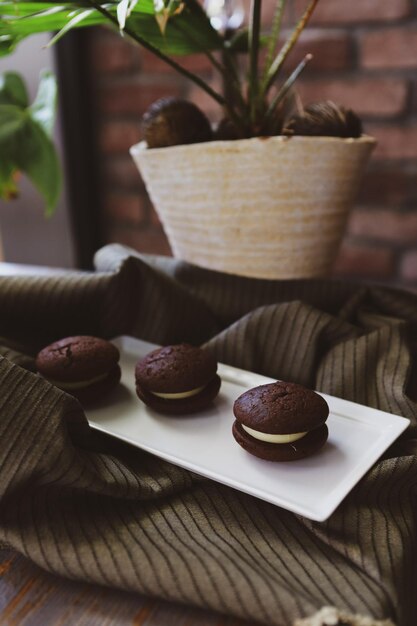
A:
[87, 0, 417, 286]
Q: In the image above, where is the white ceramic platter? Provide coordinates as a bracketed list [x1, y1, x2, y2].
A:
[86, 336, 410, 522]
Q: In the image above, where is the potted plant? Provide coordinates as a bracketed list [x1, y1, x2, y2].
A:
[0, 0, 375, 278]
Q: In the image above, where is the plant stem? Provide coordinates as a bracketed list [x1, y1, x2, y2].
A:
[264, 53, 312, 128]
[87, 0, 226, 106]
[262, 0, 318, 95]
[248, 0, 261, 122]
[262, 0, 285, 80]
[221, 49, 248, 119]
[171, 20, 245, 113]
[168, 21, 246, 132]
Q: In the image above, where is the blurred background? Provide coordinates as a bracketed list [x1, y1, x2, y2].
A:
[0, 34, 76, 268]
[1, 0, 416, 287]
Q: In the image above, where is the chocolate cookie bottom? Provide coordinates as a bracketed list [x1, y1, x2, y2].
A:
[232, 421, 328, 461]
[136, 374, 221, 415]
[64, 364, 122, 405]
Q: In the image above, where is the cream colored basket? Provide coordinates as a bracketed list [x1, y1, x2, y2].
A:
[130, 135, 376, 280]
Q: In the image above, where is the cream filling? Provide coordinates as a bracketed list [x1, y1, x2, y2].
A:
[151, 385, 205, 400]
[47, 372, 108, 390]
[242, 424, 308, 444]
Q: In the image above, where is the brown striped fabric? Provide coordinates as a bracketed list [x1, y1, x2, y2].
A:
[0, 244, 416, 626]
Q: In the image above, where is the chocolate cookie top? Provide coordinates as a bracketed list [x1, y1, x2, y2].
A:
[135, 344, 217, 393]
[36, 336, 120, 383]
[233, 381, 329, 434]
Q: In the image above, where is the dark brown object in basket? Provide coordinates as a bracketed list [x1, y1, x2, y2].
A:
[284, 101, 363, 139]
[143, 98, 213, 148]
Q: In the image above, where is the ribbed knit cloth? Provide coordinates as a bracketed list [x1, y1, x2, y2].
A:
[0, 244, 416, 626]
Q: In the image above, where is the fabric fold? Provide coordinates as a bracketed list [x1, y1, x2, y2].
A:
[0, 245, 416, 626]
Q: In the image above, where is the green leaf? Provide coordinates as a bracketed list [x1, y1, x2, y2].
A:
[0, 70, 61, 214]
[0, 108, 23, 200]
[0, 2, 109, 51]
[47, 7, 95, 46]
[0, 71, 29, 106]
[152, 0, 185, 36]
[0, 157, 18, 199]
[15, 118, 61, 215]
[127, 10, 221, 56]
[0, 34, 19, 57]
[29, 69, 57, 135]
[262, 0, 319, 94]
[263, 0, 285, 75]
[0, 103, 26, 141]
[0, 0, 222, 56]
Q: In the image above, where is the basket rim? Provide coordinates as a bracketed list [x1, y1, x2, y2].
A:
[130, 134, 376, 158]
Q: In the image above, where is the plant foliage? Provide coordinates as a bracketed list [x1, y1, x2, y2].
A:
[0, 0, 321, 212]
[1, 0, 319, 135]
[0, 70, 61, 215]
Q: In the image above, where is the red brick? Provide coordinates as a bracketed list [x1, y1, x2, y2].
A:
[102, 156, 145, 188]
[89, 36, 137, 74]
[99, 121, 142, 154]
[297, 78, 408, 117]
[260, 0, 292, 27]
[139, 48, 214, 75]
[367, 125, 417, 160]
[241, 0, 294, 28]
[295, 0, 411, 24]
[358, 168, 411, 206]
[104, 193, 148, 224]
[333, 241, 395, 279]
[284, 30, 354, 72]
[105, 225, 172, 256]
[361, 28, 417, 70]
[98, 82, 182, 117]
[149, 206, 163, 228]
[348, 209, 417, 243]
[400, 250, 417, 283]
[187, 77, 224, 123]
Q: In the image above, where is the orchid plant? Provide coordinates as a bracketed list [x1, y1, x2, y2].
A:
[0, 0, 319, 209]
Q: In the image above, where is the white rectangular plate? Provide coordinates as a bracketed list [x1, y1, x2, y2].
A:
[86, 336, 410, 522]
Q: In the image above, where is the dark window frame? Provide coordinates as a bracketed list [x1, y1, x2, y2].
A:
[56, 30, 103, 270]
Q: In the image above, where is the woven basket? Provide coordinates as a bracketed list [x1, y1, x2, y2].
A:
[130, 135, 376, 280]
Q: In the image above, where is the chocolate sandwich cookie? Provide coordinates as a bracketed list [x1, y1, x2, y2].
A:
[36, 336, 121, 403]
[135, 344, 221, 414]
[233, 381, 329, 461]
